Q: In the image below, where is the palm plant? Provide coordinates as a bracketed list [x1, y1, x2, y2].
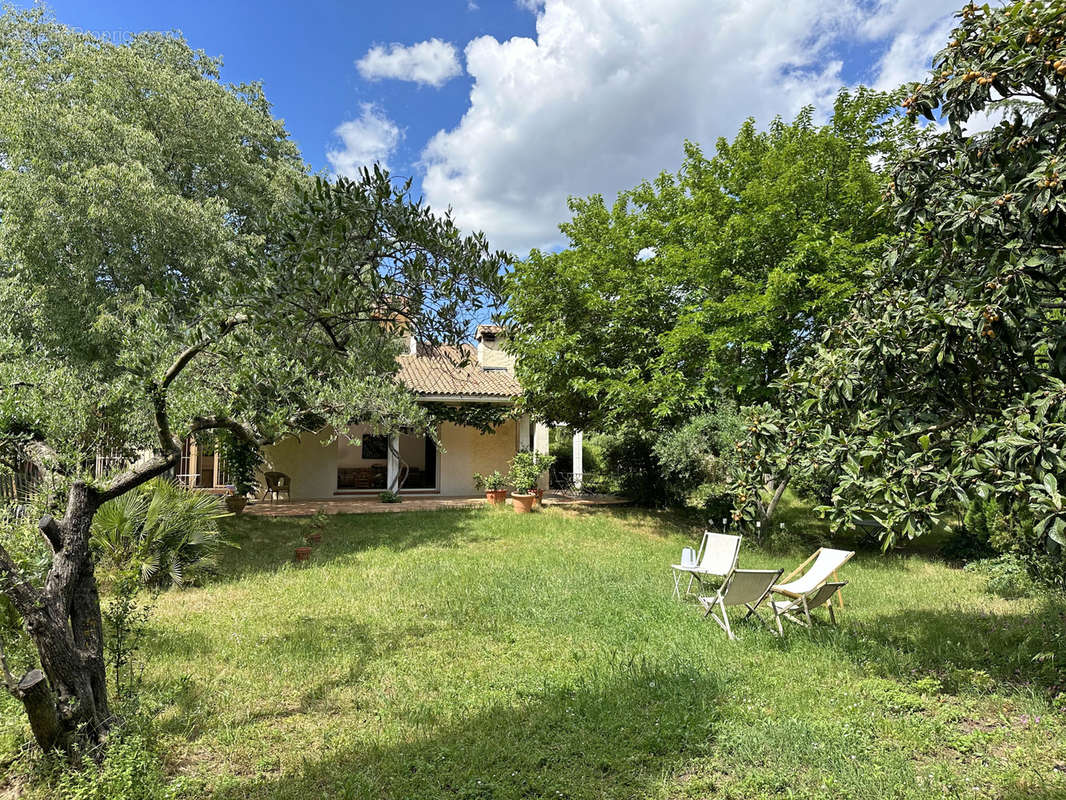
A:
[92, 477, 232, 588]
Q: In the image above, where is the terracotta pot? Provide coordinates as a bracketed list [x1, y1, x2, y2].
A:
[294, 546, 312, 562]
[511, 493, 536, 514]
[486, 489, 508, 505]
[306, 532, 322, 544]
[532, 488, 544, 508]
[224, 494, 247, 515]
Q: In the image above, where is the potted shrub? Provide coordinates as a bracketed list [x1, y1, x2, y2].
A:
[294, 545, 312, 562]
[506, 451, 555, 514]
[218, 432, 263, 515]
[223, 486, 247, 515]
[473, 470, 508, 505]
[305, 507, 328, 544]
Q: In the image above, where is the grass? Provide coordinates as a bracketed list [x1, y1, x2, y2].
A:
[5, 505, 1066, 798]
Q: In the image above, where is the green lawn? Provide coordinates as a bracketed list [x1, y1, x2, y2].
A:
[9, 506, 1066, 798]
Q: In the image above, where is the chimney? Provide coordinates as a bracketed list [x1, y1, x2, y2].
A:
[474, 325, 514, 370]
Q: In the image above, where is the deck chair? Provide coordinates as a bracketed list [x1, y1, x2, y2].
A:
[671, 531, 742, 600]
[772, 547, 854, 612]
[770, 581, 848, 629]
[698, 568, 783, 640]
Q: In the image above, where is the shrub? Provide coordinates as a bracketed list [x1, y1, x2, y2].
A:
[791, 465, 838, 506]
[102, 571, 154, 701]
[646, 405, 743, 511]
[940, 496, 998, 564]
[216, 431, 263, 496]
[947, 495, 1066, 590]
[378, 490, 401, 503]
[598, 426, 668, 506]
[472, 470, 507, 491]
[50, 711, 169, 800]
[91, 477, 232, 588]
[507, 450, 555, 494]
[966, 554, 1038, 599]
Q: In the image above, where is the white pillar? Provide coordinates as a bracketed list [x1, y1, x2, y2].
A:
[518, 413, 531, 452]
[532, 422, 551, 490]
[387, 432, 400, 493]
[572, 430, 583, 490]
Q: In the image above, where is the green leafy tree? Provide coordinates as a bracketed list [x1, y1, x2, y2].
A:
[507, 88, 912, 432]
[736, 1, 1066, 549]
[0, 9, 505, 751]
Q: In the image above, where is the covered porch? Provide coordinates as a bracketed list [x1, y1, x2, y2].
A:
[243, 490, 628, 517]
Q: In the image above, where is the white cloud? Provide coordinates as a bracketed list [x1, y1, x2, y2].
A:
[419, 0, 965, 254]
[861, 0, 962, 90]
[356, 39, 463, 87]
[326, 103, 402, 178]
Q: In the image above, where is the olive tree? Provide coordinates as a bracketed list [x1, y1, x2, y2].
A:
[0, 9, 506, 750]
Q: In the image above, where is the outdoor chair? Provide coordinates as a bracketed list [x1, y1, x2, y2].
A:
[262, 471, 292, 503]
[698, 568, 784, 640]
[770, 581, 848, 629]
[772, 547, 854, 613]
[671, 531, 742, 600]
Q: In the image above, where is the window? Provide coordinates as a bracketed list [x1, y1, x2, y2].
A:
[361, 434, 388, 460]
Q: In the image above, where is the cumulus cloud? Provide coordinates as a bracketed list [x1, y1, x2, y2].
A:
[326, 103, 402, 178]
[356, 39, 463, 87]
[861, 0, 962, 90]
[420, 0, 965, 254]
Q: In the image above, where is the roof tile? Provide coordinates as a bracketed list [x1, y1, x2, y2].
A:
[396, 344, 520, 399]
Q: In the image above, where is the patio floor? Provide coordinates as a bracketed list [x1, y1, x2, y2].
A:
[243, 491, 629, 517]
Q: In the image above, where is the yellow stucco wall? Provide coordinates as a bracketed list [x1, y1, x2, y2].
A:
[259, 420, 518, 499]
[438, 419, 517, 495]
[260, 429, 338, 500]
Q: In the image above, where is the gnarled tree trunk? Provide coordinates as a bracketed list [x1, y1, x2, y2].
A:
[7, 482, 111, 747]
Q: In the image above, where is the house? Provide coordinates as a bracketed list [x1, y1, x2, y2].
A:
[180, 326, 551, 499]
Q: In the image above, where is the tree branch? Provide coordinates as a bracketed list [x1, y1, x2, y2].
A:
[22, 441, 67, 479]
[38, 516, 61, 554]
[188, 416, 270, 446]
[160, 315, 247, 390]
[97, 452, 179, 504]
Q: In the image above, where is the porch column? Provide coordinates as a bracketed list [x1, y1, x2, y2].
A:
[518, 414, 531, 451]
[572, 430, 583, 490]
[387, 432, 400, 493]
[532, 422, 550, 491]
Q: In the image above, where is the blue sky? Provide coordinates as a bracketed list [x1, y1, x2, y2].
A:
[31, 0, 534, 178]
[27, 0, 965, 254]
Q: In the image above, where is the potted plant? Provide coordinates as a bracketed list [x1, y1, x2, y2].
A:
[223, 486, 247, 515]
[294, 545, 312, 562]
[379, 490, 401, 504]
[506, 451, 555, 514]
[473, 470, 508, 505]
[305, 506, 328, 544]
[218, 432, 263, 515]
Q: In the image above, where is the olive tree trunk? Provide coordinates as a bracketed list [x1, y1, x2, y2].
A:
[3, 482, 111, 748]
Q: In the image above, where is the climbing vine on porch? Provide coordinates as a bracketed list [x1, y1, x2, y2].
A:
[423, 402, 515, 434]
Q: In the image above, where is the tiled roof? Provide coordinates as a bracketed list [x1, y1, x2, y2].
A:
[396, 344, 520, 400]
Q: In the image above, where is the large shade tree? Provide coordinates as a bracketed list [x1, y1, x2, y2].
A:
[0, 10, 506, 750]
[506, 89, 914, 433]
[734, 1, 1066, 547]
